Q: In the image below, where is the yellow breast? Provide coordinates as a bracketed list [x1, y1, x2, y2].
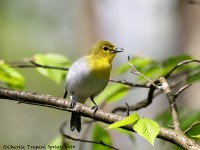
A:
[87, 55, 112, 78]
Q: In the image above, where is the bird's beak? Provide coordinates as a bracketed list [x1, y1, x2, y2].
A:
[111, 47, 124, 53]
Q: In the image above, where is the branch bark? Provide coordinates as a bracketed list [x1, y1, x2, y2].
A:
[159, 77, 182, 131]
[0, 87, 199, 150]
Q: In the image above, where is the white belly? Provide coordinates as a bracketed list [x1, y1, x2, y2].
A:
[66, 57, 109, 103]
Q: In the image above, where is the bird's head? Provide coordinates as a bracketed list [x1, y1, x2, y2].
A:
[88, 40, 123, 63]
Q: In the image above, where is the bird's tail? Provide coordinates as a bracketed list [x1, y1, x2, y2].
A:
[70, 112, 81, 132]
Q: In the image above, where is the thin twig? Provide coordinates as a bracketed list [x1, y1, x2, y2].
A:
[30, 61, 69, 71]
[112, 85, 158, 113]
[174, 84, 192, 98]
[11, 60, 69, 71]
[112, 79, 160, 114]
[62, 133, 118, 150]
[109, 78, 149, 88]
[184, 120, 200, 133]
[59, 120, 95, 150]
[165, 59, 200, 79]
[11, 64, 39, 68]
[111, 80, 183, 113]
[128, 56, 162, 89]
[125, 103, 130, 116]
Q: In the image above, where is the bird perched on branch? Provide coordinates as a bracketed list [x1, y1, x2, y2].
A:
[64, 40, 123, 132]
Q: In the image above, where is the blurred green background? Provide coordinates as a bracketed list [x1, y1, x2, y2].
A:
[0, 0, 200, 150]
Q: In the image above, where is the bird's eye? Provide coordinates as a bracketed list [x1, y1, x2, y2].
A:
[103, 46, 108, 51]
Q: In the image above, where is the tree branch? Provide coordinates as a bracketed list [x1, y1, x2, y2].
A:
[112, 84, 157, 113]
[109, 78, 149, 88]
[0, 87, 199, 149]
[112, 80, 183, 113]
[128, 56, 161, 89]
[174, 84, 192, 98]
[159, 77, 181, 131]
[165, 59, 200, 79]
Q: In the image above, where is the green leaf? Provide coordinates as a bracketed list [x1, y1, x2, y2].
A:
[191, 135, 200, 138]
[95, 83, 128, 104]
[106, 113, 140, 130]
[0, 60, 25, 89]
[34, 53, 71, 84]
[92, 124, 112, 150]
[133, 118, 159, 145]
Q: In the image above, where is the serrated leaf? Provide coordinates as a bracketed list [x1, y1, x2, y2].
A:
[92, 124, 112, 150]
[95, 83, 128, 104]
[0, 60, 25, 89]
[133, 118, 159, 145]
[191, 135, 200, 138]
[106, 113, 140, 130]
[34, 53, 71, 84]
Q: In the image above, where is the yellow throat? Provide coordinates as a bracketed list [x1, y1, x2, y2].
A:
[87, 55, 112, 78]
[86, 40, 123, 78]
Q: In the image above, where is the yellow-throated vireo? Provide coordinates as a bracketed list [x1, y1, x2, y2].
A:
[63, 40, 123, 132]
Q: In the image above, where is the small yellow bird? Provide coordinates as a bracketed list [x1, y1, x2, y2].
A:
[63, 40, 123, 132]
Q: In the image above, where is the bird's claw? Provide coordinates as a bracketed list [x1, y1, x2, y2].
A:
[91, 105, 98, 115]
[70, 98, 76, 108]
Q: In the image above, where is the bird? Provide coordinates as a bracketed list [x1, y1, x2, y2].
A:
[63, 40, 123, 132]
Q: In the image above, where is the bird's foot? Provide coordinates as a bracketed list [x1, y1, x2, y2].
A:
[91, 105, 98, 115]
[70, 96, 76, 108]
